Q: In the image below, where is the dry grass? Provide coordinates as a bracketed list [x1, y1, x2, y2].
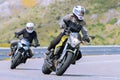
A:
[0, 0, 120, 47]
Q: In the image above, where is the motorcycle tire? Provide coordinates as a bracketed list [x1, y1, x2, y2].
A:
[56, 52, 73, 76]
[10, 53, 21, 69]
[42, 62, 52, 74]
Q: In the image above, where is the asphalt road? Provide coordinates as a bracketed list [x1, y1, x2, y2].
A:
[0, 55, 120, 80]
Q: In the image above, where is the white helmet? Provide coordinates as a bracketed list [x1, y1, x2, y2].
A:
[73, 6, 86, 20]
[26, 22, 34, 33]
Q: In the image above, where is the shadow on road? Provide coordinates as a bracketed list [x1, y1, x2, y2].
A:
[51, 73, 103, 77]
[63, 74, 106, 78]
[62, 74, 120, 79]
[16, 68, 41, 70]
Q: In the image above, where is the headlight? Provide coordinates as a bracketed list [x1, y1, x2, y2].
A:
[18, 42, 23, 48]
[23, 46, 29, 50]
[69, 36, 80, 47]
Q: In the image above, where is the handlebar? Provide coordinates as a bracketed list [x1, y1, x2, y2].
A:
[64, 27, 71, 35]
[81, 35, 95, 45]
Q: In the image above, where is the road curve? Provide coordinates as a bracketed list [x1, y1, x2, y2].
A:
[0, 55, 120, 80]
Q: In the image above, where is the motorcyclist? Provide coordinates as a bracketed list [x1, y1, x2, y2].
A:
[46, 6, 90, 64]
[8, 22, 40, 60]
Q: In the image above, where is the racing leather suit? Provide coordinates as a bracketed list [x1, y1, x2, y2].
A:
[47, 13, 90, 60]
[10, 28, 39, 58]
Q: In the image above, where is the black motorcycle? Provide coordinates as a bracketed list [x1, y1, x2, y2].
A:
[10, 38, 37, 69]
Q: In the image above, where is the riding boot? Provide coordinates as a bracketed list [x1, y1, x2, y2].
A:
[9, 42, 17, 56]
[45, 49, 54, 58]
[45, 49, 54, 66]
[27, 49, 33, 58]
[8, 52, 13, 56]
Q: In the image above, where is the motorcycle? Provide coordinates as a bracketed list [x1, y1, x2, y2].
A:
[42, 27, 84, 76]
[10, 38, 36, 69]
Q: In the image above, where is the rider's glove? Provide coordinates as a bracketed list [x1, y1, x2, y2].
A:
[34, 44, 40, 47]
[83, 36, 90, 43]
[14, 32, 19, 38]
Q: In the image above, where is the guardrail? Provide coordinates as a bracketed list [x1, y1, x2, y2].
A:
[80, 45, 120, 55]
[0, 45, 120, 59]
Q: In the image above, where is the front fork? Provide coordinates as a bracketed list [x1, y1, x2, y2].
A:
[11, 47, 19, 58]
[58, 44, 80, 63]
[58, 43, 68, 62]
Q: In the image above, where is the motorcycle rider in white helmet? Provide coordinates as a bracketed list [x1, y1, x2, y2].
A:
[8, 22, 40, 62]
[26, 22, 35, 33]
[46, 5, 90, 64]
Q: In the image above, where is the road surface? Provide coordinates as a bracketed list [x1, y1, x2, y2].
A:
[0, 55, 120, 80]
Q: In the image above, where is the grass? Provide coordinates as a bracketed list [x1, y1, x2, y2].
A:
[0, 0, 120, 47]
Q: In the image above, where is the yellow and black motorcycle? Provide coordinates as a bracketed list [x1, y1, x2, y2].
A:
[42, 28, 83, 76]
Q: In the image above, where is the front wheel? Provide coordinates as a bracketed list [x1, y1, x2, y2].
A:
[10, 52, 21, 69]
[56, 52, 73, 76]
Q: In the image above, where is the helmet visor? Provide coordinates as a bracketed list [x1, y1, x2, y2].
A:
[27, 27, 33, 31]
[78, 10, 84, 16]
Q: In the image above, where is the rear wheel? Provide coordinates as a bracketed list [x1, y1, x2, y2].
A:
[42, 61, 52, 74]
[56, 52, 73, 76]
